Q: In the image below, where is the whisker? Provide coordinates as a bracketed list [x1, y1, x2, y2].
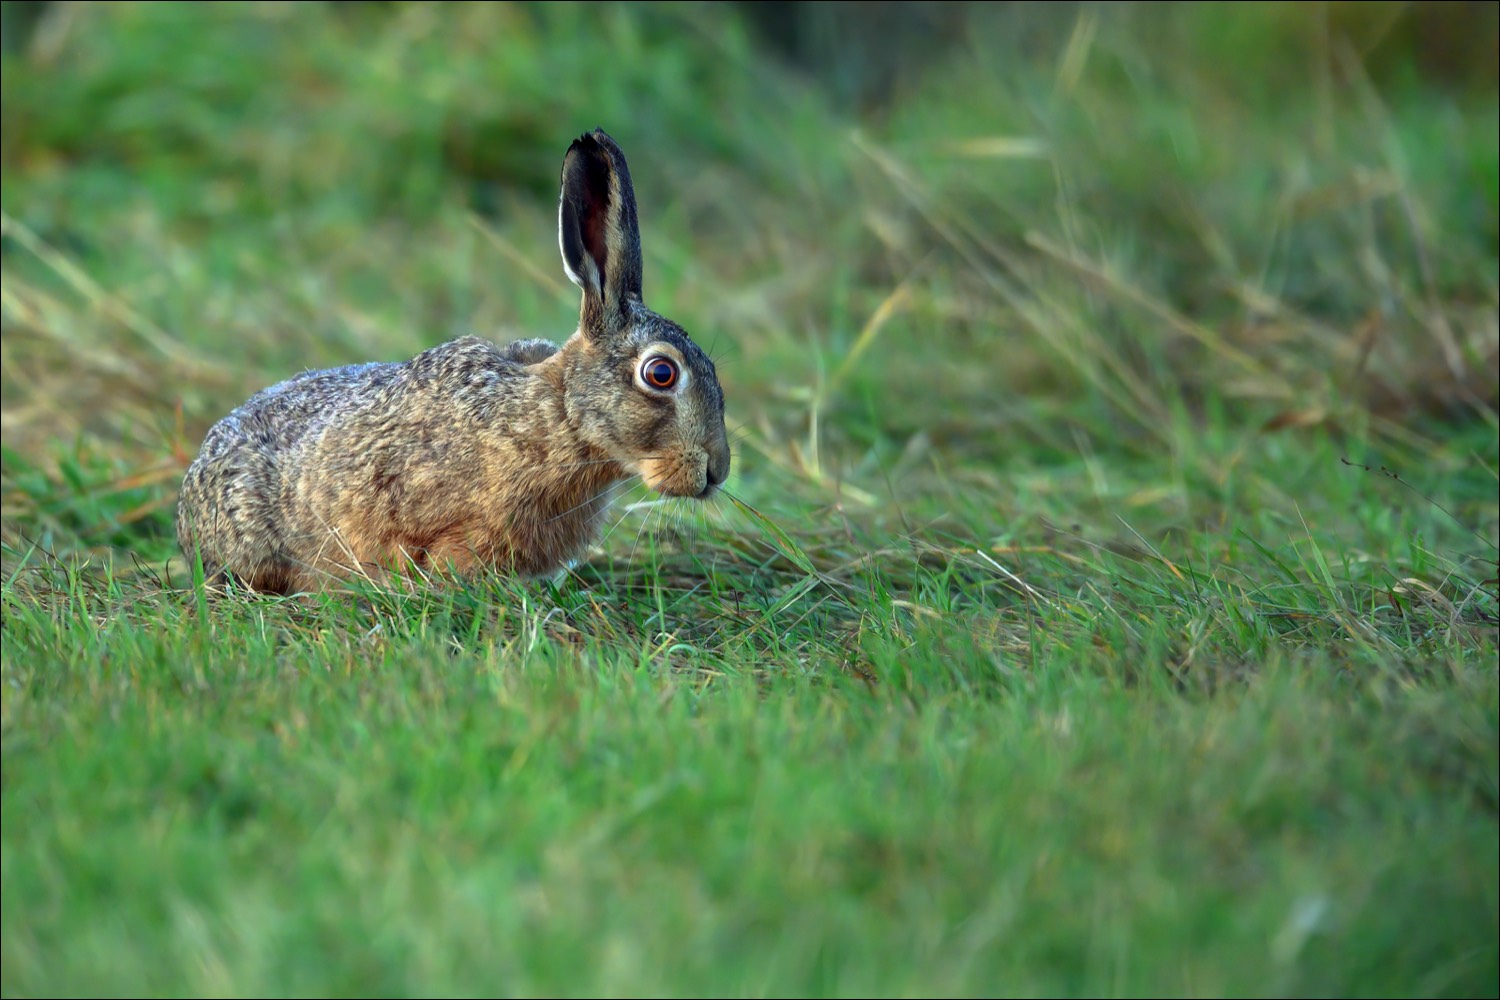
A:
[594, 508, 634, 553]
[594, 481, 651, 550]
[651, 503, 670, 570]
[548, 459, 624, 471]
[627, 493, 661, 571]
[551, 455, 671, 472]
[546, 478, 636, 524]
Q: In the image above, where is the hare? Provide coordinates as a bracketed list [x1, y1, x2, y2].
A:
[176, 128, 729, 594]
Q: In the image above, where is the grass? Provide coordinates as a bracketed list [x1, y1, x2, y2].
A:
[2, 2, 1497, 996]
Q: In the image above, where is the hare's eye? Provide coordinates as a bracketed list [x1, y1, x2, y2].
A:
[641, 356, 679, 390]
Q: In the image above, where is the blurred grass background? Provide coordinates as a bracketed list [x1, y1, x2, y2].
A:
[1, 2, 1497, 996]
[3, 1, 1495, 495]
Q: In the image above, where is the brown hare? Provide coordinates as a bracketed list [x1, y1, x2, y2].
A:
[177, 128, 729, 594]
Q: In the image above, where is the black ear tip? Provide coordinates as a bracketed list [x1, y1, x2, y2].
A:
[568, 129, 615, 160]
[587, 127, 623, 155]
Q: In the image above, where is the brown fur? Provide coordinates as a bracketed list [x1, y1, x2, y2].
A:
[177, 130, 728, 594]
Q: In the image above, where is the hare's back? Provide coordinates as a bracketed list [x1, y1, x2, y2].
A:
[199, 361, 401, 460]
[208, 338, 534, 459]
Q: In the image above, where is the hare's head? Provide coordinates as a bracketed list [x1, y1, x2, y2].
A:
[556, 129, 729, 500]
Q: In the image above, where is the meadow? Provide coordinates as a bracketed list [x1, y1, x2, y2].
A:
[2, 2, 1497, 995]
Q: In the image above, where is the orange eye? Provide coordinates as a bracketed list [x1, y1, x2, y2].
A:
[641, 356, 678, 390]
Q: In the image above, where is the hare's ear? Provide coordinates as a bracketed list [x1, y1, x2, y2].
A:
[559, 128, 643, 341]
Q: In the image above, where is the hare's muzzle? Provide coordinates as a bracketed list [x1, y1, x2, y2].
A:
[701, 428, 730, 498]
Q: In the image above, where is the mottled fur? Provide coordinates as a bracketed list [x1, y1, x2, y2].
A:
[177, 129, 729, 594]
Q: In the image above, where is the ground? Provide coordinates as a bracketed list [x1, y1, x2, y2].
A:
[2, 3, 1497, 996]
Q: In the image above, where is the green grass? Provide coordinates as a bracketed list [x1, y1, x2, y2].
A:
[2, 2, 1497, 996]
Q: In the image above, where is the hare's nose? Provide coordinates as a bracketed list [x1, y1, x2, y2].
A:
[706, 433, 730, 487]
